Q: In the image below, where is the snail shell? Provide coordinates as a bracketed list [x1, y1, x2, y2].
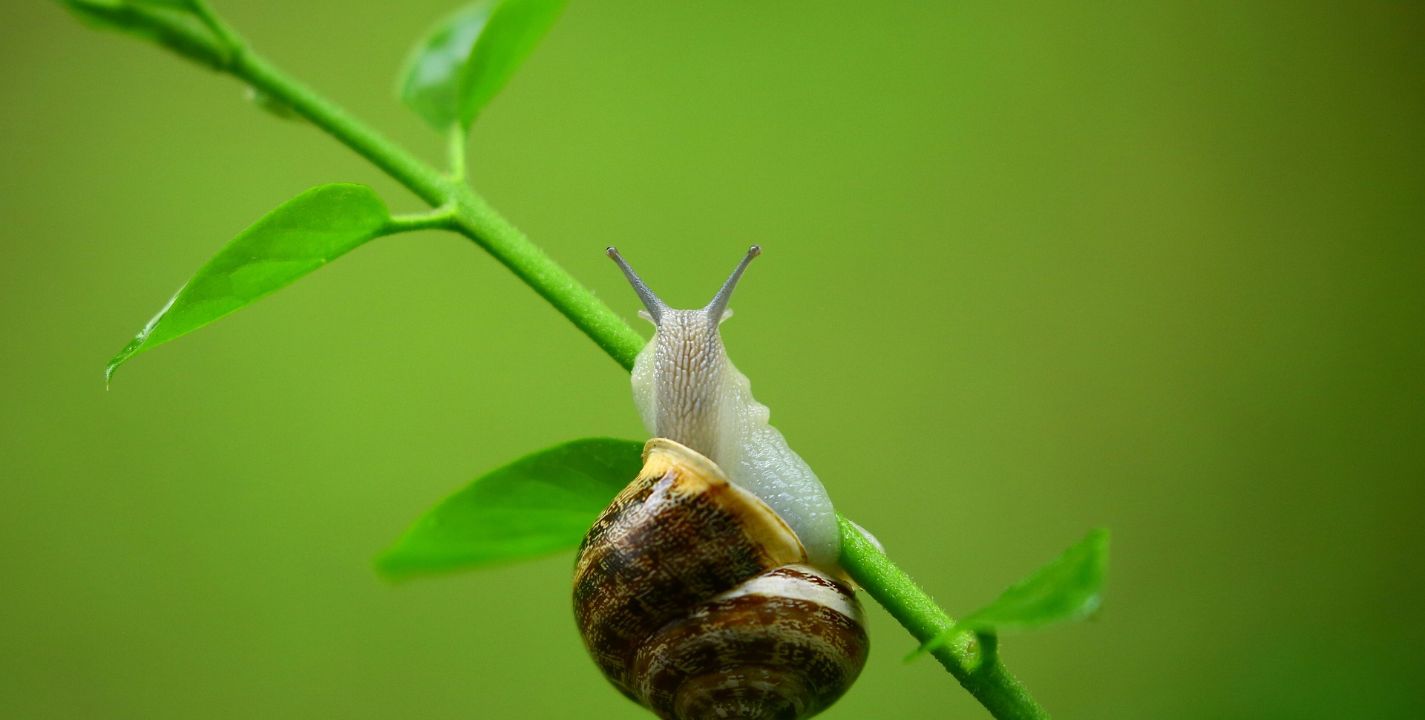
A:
[573, 439, 868, 720]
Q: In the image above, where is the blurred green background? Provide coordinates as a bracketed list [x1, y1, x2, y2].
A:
[3, 1, 1423, 718]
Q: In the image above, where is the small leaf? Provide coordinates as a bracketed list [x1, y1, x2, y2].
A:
[960, 527, 1110, 631]
[913, 528, 1110, 658]
[106, 184, 391, 381]
[399, 0, 568, 131]
[377, 438, 642, 580]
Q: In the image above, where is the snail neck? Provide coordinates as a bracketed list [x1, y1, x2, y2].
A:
[647, 309, 727, 458]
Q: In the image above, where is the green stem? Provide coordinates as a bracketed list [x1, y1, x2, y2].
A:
[447, 125, 468, 182]
[838, 518, 1049, 719]
[386, 206, 458, 234]
[448, 187, 647, 369]
[230, 49, 449, 207]
[104, 6, 1048, 717]
[189, 0, 242, 53]
[227, 47, 645, 370]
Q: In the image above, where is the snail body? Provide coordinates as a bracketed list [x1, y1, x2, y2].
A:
[573, 248, 867, 720]
[621, 246, 841, 569]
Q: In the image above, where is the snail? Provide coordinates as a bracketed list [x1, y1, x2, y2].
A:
[572, 247, 868, 720]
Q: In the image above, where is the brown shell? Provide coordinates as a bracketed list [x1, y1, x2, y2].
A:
[573, 439, 868, 720]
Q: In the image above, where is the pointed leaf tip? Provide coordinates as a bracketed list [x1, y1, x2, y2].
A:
[399, 0, 568, 132]
[376, 438, 642, 580]
[104, 184, 391, 382]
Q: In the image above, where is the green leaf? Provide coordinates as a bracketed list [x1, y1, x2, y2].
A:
[106, 184, 391, 382]
[399, 0, 568, 131]
[960, 527, 1110, 631]
[377, 438, 642, 580]
[913, 528, 1110, 659]
[59, 0, 224, 69]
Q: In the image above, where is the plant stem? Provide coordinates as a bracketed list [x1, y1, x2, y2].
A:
[189, 0, 241, 53]
[386, 206, 458, 234]
[121, 8, 1048, 717]
[838, 518, 1049, 719]
[447, 125, 467, 182]
[227, 46, 645, 370]
[230, 49, 450, 207]
[446, 188, 647, 369]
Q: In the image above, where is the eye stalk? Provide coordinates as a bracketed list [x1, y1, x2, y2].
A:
[608, 245, 761, 325]
[704, 245, 760, 321]
[607, 246, 667, 324]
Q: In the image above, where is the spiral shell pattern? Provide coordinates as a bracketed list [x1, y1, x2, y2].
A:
[573, 439, 868, 720]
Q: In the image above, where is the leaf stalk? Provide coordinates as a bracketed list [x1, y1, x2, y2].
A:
[387, 206, 459, 234]
[447, 125, 468, 182]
